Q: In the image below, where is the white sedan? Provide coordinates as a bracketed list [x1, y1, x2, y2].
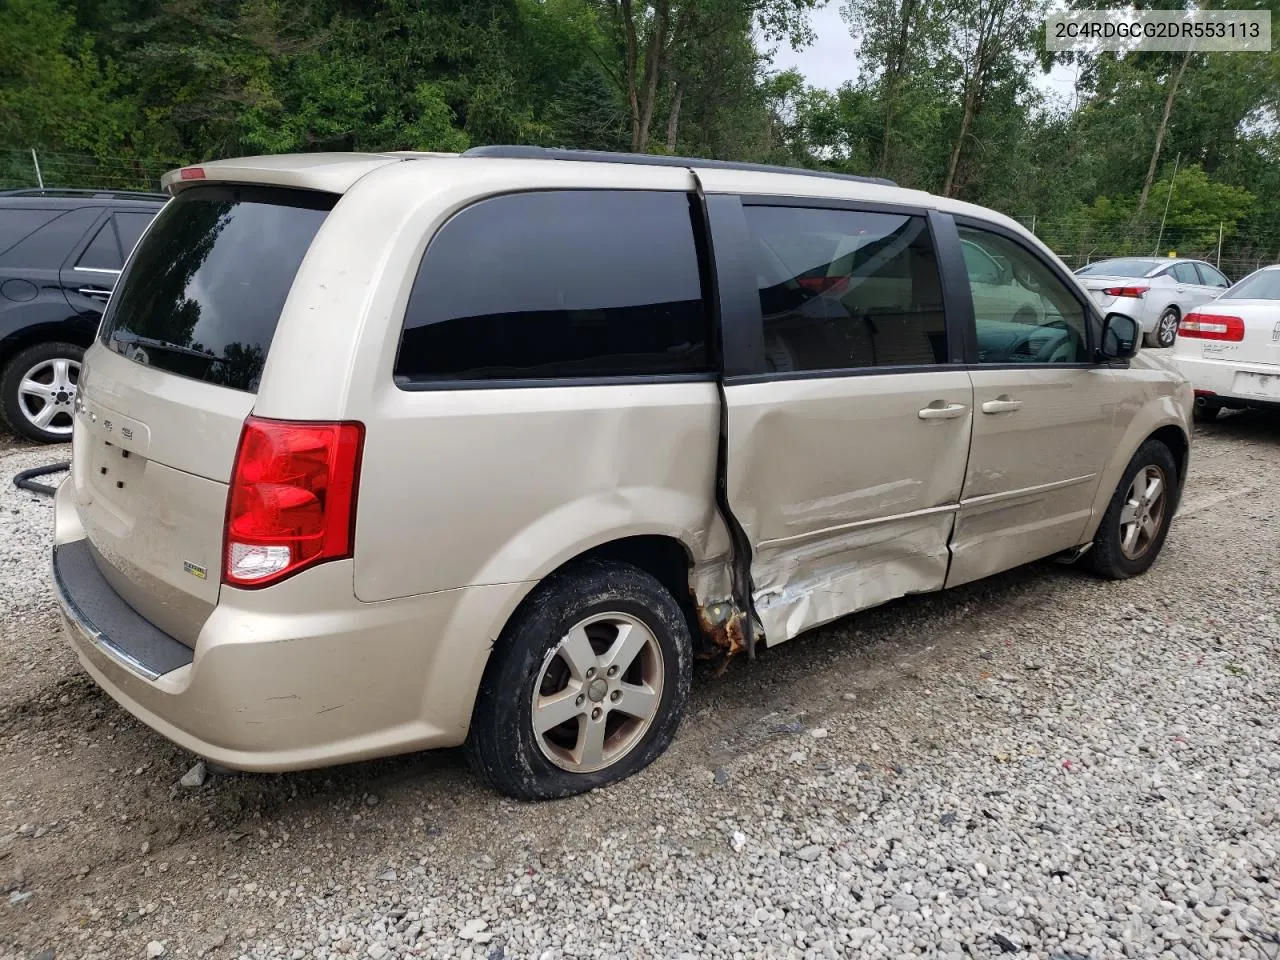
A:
[1171, 265, 1280, 422]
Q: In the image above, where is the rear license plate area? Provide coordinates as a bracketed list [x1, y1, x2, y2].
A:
[1232, 371, 1280, 399]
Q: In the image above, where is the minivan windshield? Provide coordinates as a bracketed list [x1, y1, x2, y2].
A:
[1222, 269, 1280, 301]
[1076, 258, 1161, 278]
[100, 184, 335, 392]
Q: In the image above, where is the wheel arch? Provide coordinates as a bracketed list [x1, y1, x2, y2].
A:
[1085, 412, 1191, 542]
[495, 533, 714, 658]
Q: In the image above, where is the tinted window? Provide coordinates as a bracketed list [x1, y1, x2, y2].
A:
[78, 219, 122, 270]
[1170, 262, 1199, 284]
[1196, 263, 1229, 288]
[1076, 258, 1160, 277]
[0, 209, 61, 256]
[100, 185, 334, 393]
[744, 205, 946, 372]
[0, 207, 100, 268]
[959, 226, 1089, 364]
[1222, 270, 1280, 301]
[396, 191, 709, 382]
[115, 211, 156, 260]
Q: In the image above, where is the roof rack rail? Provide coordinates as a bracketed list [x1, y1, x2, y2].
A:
[459, 146, 898, 188]
[0, 187, 168, 201]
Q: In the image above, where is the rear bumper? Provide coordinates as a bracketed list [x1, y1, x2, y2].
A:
[52, 479, 529, 771]
[1172, 355, 1280, 407]
[1089, 298, 1157, 333]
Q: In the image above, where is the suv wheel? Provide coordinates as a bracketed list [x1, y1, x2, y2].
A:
[0, 342, 83, 443]
[468, 559, 692, 800]
[1087, 440, 1178, 579]
[1145, 307, 1179, 348]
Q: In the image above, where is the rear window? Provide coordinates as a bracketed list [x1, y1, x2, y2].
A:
[395, 190, 711, 383]
[1222, 270, 1280, 301]
[1076, 258, 1160, 278]
[100, 185, 335, 392]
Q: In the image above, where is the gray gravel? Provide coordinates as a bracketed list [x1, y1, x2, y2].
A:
[2, 418, 1279, 960]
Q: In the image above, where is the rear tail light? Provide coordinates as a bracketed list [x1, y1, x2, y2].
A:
[1101, 286, 1149, 298]
[1179, 312, 1245, 342]
[223, 416, 364, 588]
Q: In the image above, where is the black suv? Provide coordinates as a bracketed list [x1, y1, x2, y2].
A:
[0, 188, 166, 442]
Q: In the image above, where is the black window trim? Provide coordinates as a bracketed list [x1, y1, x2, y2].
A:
[712, 194, 965, 385]
[950, 214, 1101, 369]
[392, 186, 718, 391]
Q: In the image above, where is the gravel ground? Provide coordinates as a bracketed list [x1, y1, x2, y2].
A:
[2, 414, 1279, 960]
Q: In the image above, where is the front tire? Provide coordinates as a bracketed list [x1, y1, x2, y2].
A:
[0, 342, 84, 444]
[467, 559, 693, 800]
[1087, 440, 1178, 579]
[1144, 307, 1179, 348]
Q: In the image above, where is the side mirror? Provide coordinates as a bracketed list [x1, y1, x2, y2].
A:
[1100, 313, 1140, 360]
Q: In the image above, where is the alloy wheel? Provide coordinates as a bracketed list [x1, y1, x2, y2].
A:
[1119, 464, 1167, 559]
[532, 612, 664, 774]
[16, 357, 80, 437]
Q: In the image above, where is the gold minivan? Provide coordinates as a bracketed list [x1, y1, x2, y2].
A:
[51, 148, 1192, 799]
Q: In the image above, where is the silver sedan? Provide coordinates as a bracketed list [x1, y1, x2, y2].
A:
[1075, 257, 1231, 348]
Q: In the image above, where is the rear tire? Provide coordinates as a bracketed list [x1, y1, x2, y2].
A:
[1087, 440, 1178, 580]
[467, 559, 693, 800]
[1192, 400, 1222, 424]
[1144, 307, 1179, 348]
[0, 342, 83, 444]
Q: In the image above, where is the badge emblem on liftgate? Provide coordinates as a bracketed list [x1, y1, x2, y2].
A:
[121, 427, 133, 441]
[102, 419, 112, 433]
[183, 561, 208, 580]
[1272, 321, 1280, 342]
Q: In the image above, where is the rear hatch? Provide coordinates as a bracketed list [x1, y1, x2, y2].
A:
[73, 184, 336, 646]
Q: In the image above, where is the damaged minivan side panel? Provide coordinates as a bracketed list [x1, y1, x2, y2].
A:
[703, 190, 974, 645]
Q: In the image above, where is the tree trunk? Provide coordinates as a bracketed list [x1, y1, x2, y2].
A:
[943, 67, 979, 196]
[635, 0, 669, 151]
[1135, 48, 1192, 220]
[619, 0, 641, 150]
[666, 80, 683, 152]
[879, 0, 919, 175]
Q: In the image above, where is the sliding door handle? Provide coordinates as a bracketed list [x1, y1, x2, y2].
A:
[918, 401, 968, 420]
[981, 396, 1023, 414]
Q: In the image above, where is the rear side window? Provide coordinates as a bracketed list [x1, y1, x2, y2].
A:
[744, 204, 947, 372]
[0, 207, 100, 268]
[395, 190, 710, 383]
[1170, 262, 1199, 284]
[100, 185, 334, 393]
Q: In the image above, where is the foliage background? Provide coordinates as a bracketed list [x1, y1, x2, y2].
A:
[2, 0, 1277, 274]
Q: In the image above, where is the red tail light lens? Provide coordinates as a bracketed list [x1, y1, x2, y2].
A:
[179, 167, 206, 180]
[224, 416, 364, 588]
[1101, 286, 1149, 298]
[1179, 312, 1245, 342]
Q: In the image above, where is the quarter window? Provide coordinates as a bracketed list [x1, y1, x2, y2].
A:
[77, 218, 123, 270]
[743, 205, 947, 372]
[396, 190, 711, 382]
[958, 226, 1089, 364]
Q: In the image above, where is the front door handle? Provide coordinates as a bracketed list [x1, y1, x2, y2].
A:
[918, 401, 968, 420]
[982, 395, 1023, 414]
